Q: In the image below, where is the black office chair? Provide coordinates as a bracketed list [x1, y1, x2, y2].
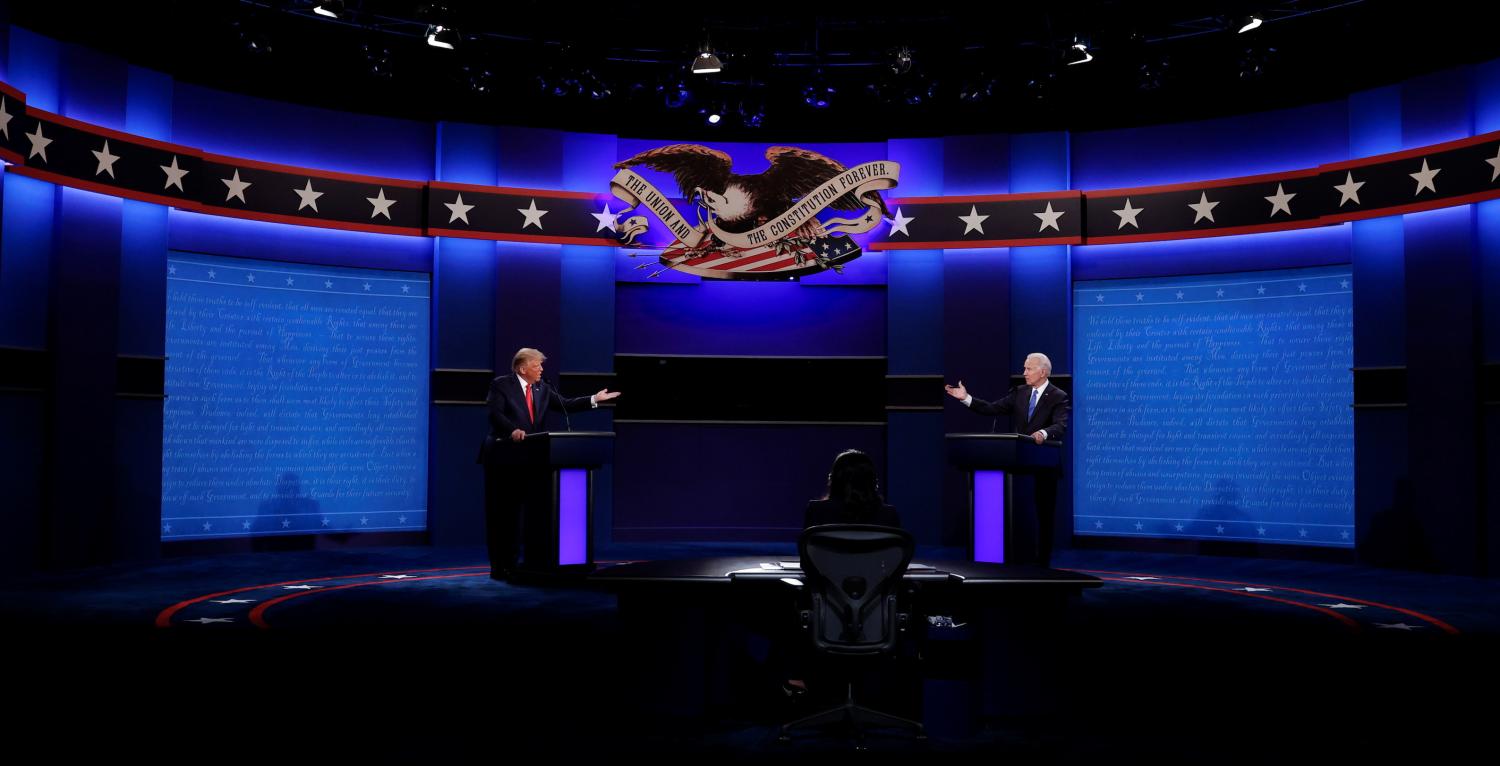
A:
[780, 523, 926, 744]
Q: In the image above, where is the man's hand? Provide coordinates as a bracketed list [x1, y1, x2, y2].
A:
[1032, 430, 1047, 444]
[594, 389, 621, 402]
[944, 381, 968, 401]
[510, 429, 526, 442]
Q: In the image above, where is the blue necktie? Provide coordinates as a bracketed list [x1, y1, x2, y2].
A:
[1028, 387, 1039, 421]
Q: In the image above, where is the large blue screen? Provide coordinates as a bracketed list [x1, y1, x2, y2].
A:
[162, 253, 430, 540]
[1072, 265, 1353, 547]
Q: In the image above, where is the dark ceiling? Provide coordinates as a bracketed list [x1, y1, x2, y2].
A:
[8, 0, 1498, 141]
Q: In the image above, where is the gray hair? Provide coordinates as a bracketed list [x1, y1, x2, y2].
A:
[511, 348, 547, 371]
[1027, 352, 1052, 374]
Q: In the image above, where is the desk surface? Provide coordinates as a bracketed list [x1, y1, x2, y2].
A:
[591, 556, 1102, 589]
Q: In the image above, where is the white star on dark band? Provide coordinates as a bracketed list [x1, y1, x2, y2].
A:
[1333, 172, 1365, 207]
[1034, 202, 1065, 232]
[1113, 198, 1144, 229]
[160, 156, 189, 191]
[1410, 158, 1440, 195]
[591, 203, 620, 232]
[518, 199, 549, 230]
[222, 170, 251, 203]
[92, 140, 120, 178]
[293, 179, 324, 212]
[445, 194, 474, 224]
[26, 122, 52, 162]
[1187, 192, 1218, 224]
[886, 207, 914, 236]
[1264, 184, 1296, 217]
[958, 205, 989, 235]
[367, 188, 397, 220]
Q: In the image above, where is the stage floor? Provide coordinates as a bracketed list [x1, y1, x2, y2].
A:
[3, 546, 1495, 760]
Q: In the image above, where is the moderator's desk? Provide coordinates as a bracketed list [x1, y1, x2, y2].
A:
[591, 557, 1101, 722]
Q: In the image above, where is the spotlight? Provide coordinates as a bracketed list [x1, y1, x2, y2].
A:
[802, 76, 835, 108]
[313, 1, 344, 18]
[426, 25, 458, 50]
[707, 112, 721, 124]
[692, 47, 722, 74]
[1238, 15, 1263, 34]
[1066, 40, 1093, 66]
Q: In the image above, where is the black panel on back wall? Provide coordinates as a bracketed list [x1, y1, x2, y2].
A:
[612, 355, 886, 423]
[431, 368, 494, 404]
[0, 346, 50, 393]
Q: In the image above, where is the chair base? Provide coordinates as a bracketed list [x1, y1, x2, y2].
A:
[779, 684, 926, 745]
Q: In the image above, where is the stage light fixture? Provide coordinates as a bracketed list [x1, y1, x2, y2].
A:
[1066, 41, 1093, 66]
[426, 25, 458, 50]
[692, 47, 722, 74]
[313, 1, 344, 19]
[890, 47, 913, 75]
[1238, 15, 1263, 34]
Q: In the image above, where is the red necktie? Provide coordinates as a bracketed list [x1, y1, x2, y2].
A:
[524, 384, 534, 424]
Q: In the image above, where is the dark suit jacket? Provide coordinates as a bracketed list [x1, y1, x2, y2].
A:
[477, 374, 593, 463]
[968, 381, 1071, 441]
[804, 499, 901, 529]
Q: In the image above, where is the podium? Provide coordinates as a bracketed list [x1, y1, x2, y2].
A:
[945, 433, 1062, 564]
[497, 431, 614, 575]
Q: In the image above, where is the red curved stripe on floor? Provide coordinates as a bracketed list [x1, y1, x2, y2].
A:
[247, 572, 490, 628]
[155, 565, 489, 627]
[1097, 577, 1361, 630]
[1083, 569, 1459, 633]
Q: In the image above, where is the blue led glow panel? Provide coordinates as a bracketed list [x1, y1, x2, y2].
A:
[162, 254, 430, 540]
[1072, 265, 1353, 547]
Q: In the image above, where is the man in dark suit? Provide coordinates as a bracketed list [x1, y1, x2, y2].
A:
[479, 347, 619, 580]
[945, 352, 1070, 567]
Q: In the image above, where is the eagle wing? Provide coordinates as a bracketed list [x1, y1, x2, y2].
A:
[760, 146, 888, 216]
[613, 144, 733, 199]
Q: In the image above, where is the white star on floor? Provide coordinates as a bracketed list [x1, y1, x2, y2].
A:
[92, 140, 120, 178]
[1298, 529, 1309, 537]
[1175, 291, 1184, 299]
[1264, 184, 1296, 217]
[591, 202, 620, 232]
[1034, 202, 1065, 232]
[168, 265, 176, 276]
[1340, 280, 1350, 289]
[1174, 523, 1185, 531]
[160, 156, 189, 191]
[187, 618, 233, 624]
[1216, 289, 1225, 297]
[293, 179, 324, 212]
[1113, 198, 1144, 229]
[518, 199, 549, 230]
[1298, 283, 1307, 291]
[360, 516, 369, 525]
[1334, 171, 1365, 207]
[1240, 587, 1272, 592]
[1320, 603, 1366, 610]
[324, 280, 333, 289]
[245, 273, 255, 283]
[281, 519, 291, 528]
[1096, 295, 1104, 302]
[1188, 191, 1219, 224]
[401, 285, 410, 293]
[1257, 526, 1266, 534]
[1341, 530, 1351, 539]
[886, 207, 915, 236]
[381, 574, 414, 580]
[1125, 576, 1159, 581]
[445, 193, 474, 224]
[201, 522, 213, 531]
[1094, 520, 1104, 528]
[211, 599, 255, 604]
[0, 97, 11, 139]
[285, 277, 294, 286]
[1216, 525, 1225, 533]
[1257, 286, 1266, 295]
[241, 520, 252, 529]
[322, 518, 331, 526]
[398, 514, 407, 522]
[1135, 293, 1144, 301]
[207, 270, 216, 279]
[958, 205, 989, 235]
[1487, 146, 1500, 182]
[283, 585, 321, 590]
[1410, 158, 1440, 195]
[1134, 522, 1144, 530]
[1375, 623, 1423, 631]
[367, 188, 397, 220]
[362, 282, 371, 291]
[26, 122, 52, 162]
[222, 170, 251, 203]
[162, 523, 172, 533]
